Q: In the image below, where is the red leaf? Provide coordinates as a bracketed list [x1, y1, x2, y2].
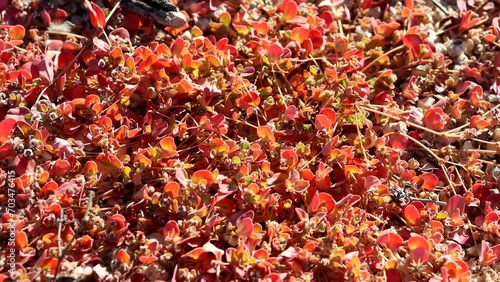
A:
[414, 172, 438, 191]
[470, 115, 491, 129]
[236, 217, 254, 238]
[469, 85, 483, 107]
[310, 192, 336, 213]
[459, 10, 480, 32]
[308, 29, 324, 49]
[377, 231, 403, 250]
[0, 118, 16, 143]
[319, 108, 337, 125]
[447, 195, 465, 216]
[280, 0, 298, 21]
[423, 107, 448, 131]
[32, 57, 54, 84]
[52, 159, 71, 176]
[315, 114, 332, 131]
[86, 0, 107, 29]
[281, 149, 298, 168]
[404, 204, 421, 226]
[401, 34, 423, 57]
[0, 0, 7, 11]
[410, 247, 429, 263]
[40, 9, 51, 26]
[284, 105, 298, 121]
[267, 43, 283, 63]
[15, 157, 36, 176]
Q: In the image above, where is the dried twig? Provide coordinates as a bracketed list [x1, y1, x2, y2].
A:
[54, 191, 95, 281]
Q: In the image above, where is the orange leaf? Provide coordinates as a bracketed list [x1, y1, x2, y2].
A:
[257, 125, 275, 142]
[16, 231, 28, 249]
[470, 115, 491, 129]
[159, 136, 176, 150]
[405, 0, 414, 10]
[281, 149, 298, 168]
[139, 255, 158, 264]
[407, 235, 429, 251]
[291, 27, 309, 43]
[192, 169, 214, 189]
[116, 249, 130, 265]
[345, 165, 362, 175]
[206, 54, 221, 67]
[183, 247, 207, 260]
[483, 33, 497, 43]
[252, 21, 268, 35]
[38, 181, 58, 197]
[9, 25, 25, 41]
[83, 161, 98, 178]
[40, 258, 59, 274]
[280, 0, 298, 21]
[135, 153, 152, 168]
[163, 182, 180, 198]
[96, 153, 122, 176]
[163, 220, 180, 238]
[46, 204, 62, 218]
[414, 172, 438, 191]
[177, 79, 193, 94]
[220, 11, 231, 28]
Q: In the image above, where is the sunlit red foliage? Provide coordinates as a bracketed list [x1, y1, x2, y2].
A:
[0, 0, 499, 281]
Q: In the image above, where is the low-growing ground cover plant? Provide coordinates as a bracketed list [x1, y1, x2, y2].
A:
[1, 0, 500, 281]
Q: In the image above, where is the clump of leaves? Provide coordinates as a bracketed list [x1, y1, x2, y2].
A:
[1, 0, 500, 281]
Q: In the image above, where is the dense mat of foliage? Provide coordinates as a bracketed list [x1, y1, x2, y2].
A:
[1, 0, 500, 281]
